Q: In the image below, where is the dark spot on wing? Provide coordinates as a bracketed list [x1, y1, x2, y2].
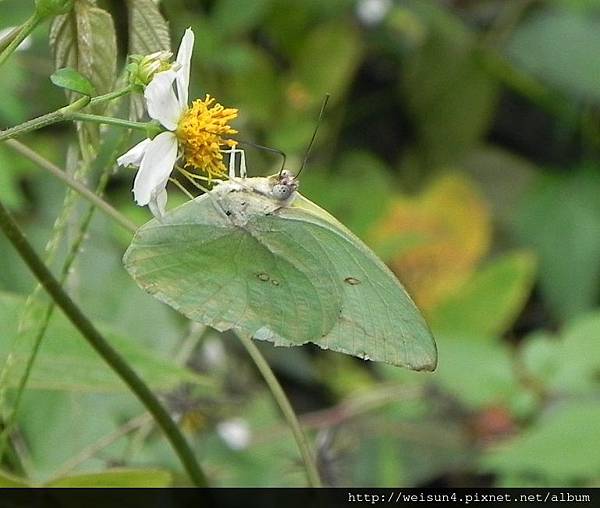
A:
[225, 210, 231, 216]
[257, 272, 270, 282]
[344, 277, 361, 285]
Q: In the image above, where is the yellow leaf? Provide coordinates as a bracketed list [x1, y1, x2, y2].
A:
[371, 173, 491, 310]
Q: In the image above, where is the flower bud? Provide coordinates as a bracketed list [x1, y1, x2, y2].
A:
[127, 51, 173, 90]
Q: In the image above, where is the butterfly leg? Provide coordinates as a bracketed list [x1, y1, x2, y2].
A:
[221, 148, 247, 179]
[239, 149, 247, 178]
[226, 148, 237, 178]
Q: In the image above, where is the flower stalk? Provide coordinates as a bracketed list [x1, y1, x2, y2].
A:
[0, 13, 42, 68]
[0, 86, 137, 143]
[237, 332, 322, 487]
[4, 140, 137, 233]
[0, 197, 207, 487]
[67, 112, 161, 138]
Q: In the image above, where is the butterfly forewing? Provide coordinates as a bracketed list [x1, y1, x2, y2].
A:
[123, 194, 342, 343]
[252, 196, 437, 371]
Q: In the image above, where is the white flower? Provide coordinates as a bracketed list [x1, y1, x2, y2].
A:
[356, 0, 392, 26]
[216, 418, 251, 450]
[117, 28, 194, 219]
[117, 28, 239, 219]
[201, 338, 226, 367]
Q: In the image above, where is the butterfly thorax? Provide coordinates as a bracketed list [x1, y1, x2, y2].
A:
[212, 173, 298, 227]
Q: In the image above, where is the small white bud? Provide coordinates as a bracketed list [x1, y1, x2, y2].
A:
[216, 418, 251, 450]
[356, 0, 392, 26]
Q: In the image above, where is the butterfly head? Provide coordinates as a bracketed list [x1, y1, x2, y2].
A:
[270, 169, 298, 201]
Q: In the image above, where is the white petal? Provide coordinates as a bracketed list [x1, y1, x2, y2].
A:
[144, 70, 182, 130]
[133, 132, 178, 206]
[175, 28, 194, 109]
[116, 138, 151, 167]
[148, 187, 168, 220]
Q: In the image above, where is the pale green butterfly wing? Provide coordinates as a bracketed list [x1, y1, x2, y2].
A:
[251, 194, 437, 371]
[123, 193, 343, 343]
[124, 179, 437, 371]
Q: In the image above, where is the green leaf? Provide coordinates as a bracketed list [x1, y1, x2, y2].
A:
[212, 0, 272, 38]
[300, 151, 394, 240]
[401, 0, 499, 166]
[551, 315, 600, 392]
[429, 251, 537, 337]
[35, 0, 74, 18]
[17, 391, 124, 478]
[126, 0, 170, 54]
[0, 469, 30, 487]
[513, 167, 600, 321]
[268, 19, 362, 152]
[125, 0, 170, 120]
[49, 0, 117, 104]
[0, 53, 27, 122]
[434, 333, 517, 408]
[522, 312, 600, 395]
[0, 149, 27, 210]
[462, 145, 537, 229]
[293, 21, 362, 106]
[50, 67, 96, 96]
[226, 46, 279, 126]
[0, 292, 213, 392]
[546, 0, 600, 12]
[482, 401, 600, 483]
[507, 9, 600, 101]
[47, 468, 173, 487]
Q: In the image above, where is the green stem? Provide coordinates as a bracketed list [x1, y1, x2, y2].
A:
[0, 97, 90, 142]
[480, 0, 537, 47]
[0, 88, 135, 142]
[122, 324, 211, 464]
[237, 332, 322, 487]
[4, 140, 137, 233]
[67, 112, 156, 135]
[0, 13, 41, 68]
[0, 164, 118, 460]
[0, 199, 207, 487]
[88, 86, 133, 107]
[0, 26, 20, 53]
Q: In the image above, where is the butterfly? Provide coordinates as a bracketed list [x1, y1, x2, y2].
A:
[124, 92, 436, 371]
[123, 142, 437, 371]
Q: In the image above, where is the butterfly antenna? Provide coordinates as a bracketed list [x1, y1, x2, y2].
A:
[295, 93, 330, 178]
[238, 140, 287, 174]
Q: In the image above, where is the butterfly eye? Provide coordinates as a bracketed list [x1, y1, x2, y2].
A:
[271, 183, 294, 201]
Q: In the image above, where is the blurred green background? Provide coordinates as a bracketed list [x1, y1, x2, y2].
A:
[1, 0, 600, 487]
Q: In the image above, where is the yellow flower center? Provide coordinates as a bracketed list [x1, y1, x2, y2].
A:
[176, 94, 238, 179]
